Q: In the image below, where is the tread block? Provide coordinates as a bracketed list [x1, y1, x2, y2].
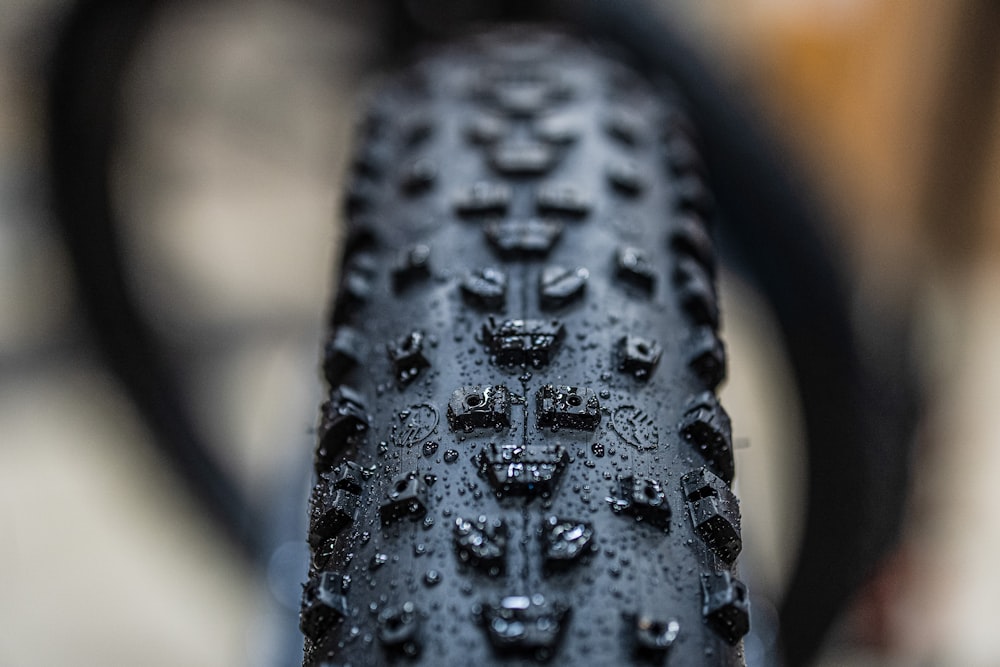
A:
[300, 571, 349, 641]
[477, 68, 572, 117]
[610, 476, 671, 528]
[539, 265, 588, 310]
[606, 158, 646, 196]
[604, 107, 645, 146]
[674, 258, 719, 328]
[494, 85, 555, 117]
[399, 158, 436, 194]
[536, 385, 601, 430]
[465, 113, 509, 145]
[535, 183, 592, 218]
[322, 326, 366, 385]
[454, 516, 507, 574]
[701, 572, 750, 645]
[478, 595, 570, 658]
[663, 133, 705, 176]
[535, 114, 580, 145]
[490, 141, 557, 176]
[461, 267, 507, 311]
[341, 221, 378, 258]
[391, 244, 431, 292]
[675, 173, 714, 219]
[476, 442, 569, 498]
[446, 385, 511, 432]
[482, 317, 565, 367]
[617, 335, 662, 381]
[316, 386, 369, 472]
[328, 460, 365, 494]
[351, 141, 388, 180]
[541, 516, 595, 567]
[616, 246, 657, 294]
[453, 182, 512, 217]
[344, 178, 377, 218]
[309, 463, 364, 548]
[377, 601, 421, 655]
[688, 326, 726, 390]
[682, 468, 742, 563]
[331, 253, 378, 324]
[400, 113, 434, 148]
[485, 218, 563, 257]
[679, 393, 734, 484]
[308, 490, 358, 549]
[379, 471, 428, 525]
[627, 613, 680, 658]
[669, 215, 715, 275]
[386, 330, 431, 385]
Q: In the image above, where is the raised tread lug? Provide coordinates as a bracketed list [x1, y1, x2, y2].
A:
[701, 572, 750, 645]
[476, 442, 569, 498]
[460, 267, 508, 311]
[541, 516, 595, 567]
[453, 182, 511, 217]
[392, 244, 431, 292]
[482, 317, 565, 367]
[536, 384, 601, 430]
[615, 246, 657, 294]
[454, 516, 508, 574]
[535, 183, 593, 218]
[446, 385, 511, 431]
[609, 475, 671, 529]
[379, 471, 429, 525]
[680, 392, 735, 484]
[386, 330, 431, 386]
[300, 571, 350, 641]
[682, 468, 742, 563]
[484, 218, 563, 257]
[315, 386, 369, 472]
[322, 326, 366, 385]
[617, 334, 662, 381]
[477, 595, 570, 658]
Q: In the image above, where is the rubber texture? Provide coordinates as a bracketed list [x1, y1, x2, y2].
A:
[302, 28, 747, 666]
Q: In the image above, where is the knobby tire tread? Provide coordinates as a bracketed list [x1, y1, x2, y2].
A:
[302, 28, 747, 667]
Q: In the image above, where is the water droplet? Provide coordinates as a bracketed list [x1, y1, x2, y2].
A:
[444, 449, 459, 463]
[422, 441, 439, 456]
[424, 570, 441, 586]
[371, 553, 389, 569]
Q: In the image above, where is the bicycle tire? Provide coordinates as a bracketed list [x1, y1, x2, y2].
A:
[302, 27, 747, 666]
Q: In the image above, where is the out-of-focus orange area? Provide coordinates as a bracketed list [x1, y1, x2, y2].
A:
[701, 1, 1000, 275]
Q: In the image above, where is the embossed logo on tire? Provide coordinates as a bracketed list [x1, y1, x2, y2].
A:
[391, 403, 440, 447]
[611, 405, 659, 450]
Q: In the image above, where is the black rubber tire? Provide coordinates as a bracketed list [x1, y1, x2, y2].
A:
[302, 27, 747, 667]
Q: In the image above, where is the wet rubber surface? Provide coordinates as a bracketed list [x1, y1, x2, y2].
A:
[303, 28, 747, 666]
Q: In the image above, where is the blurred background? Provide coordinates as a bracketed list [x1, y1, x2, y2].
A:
[2, 0, 999, 664]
